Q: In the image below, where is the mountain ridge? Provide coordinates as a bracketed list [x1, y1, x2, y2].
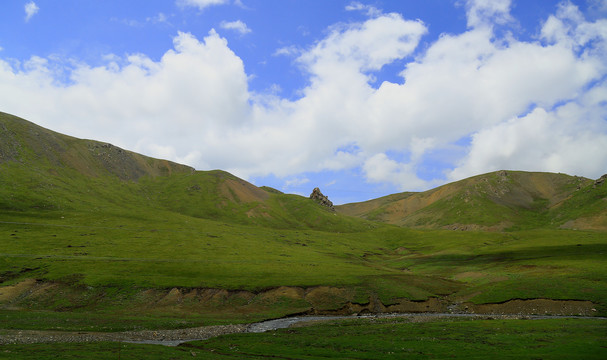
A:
[1, 111, 607, 326]
[0, 111, 369, 232]
[1, 111, 605, 231]
[336, 170, 606, 230]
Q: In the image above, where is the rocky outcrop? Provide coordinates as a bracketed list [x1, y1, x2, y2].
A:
[309, 187, 334, 211]
[593, 174, 607, 188]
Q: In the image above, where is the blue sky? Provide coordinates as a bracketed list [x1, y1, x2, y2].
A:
[1, 0, 607, 204]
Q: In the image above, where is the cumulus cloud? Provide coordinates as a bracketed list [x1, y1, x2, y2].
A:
[24, 1, 39, 22]
[464, 0, 513, 28]
[220, 20, 251, 35]
[449, 104, 607, 180]
[0, 30, 250, 168]
[363, 153, 429, 190]
[1, 1, 606, 194]
[446, 2, 607, 181]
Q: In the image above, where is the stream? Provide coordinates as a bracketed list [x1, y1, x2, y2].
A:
[2, 313, 604, 347]
[130, 312, 607, 346]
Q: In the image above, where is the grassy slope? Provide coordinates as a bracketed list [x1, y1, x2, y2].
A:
[336, 170, 605, 230]
[0, 112, 373, 231]
[1, 111, 607, 329]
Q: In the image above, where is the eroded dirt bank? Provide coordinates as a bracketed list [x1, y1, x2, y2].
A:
[307, 297, 598, 317]
[0, 280, 602, 345]
[0, 279, 600, 317]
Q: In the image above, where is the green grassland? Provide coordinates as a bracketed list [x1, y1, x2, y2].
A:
[337, 170, 606, 231]
[2, 211, 606, 329]
[1, 317, 605, 359]
[189, 317, 607, 360]
[1, 111, 607, 335]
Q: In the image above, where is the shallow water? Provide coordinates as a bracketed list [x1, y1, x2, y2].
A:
[93, 313, 607, 346]
[245, 315, 355, 333]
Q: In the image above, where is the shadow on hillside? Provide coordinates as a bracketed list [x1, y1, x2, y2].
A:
[411, 243, 607, 266]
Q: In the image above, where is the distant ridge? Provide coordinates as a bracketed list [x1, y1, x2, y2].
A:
[336, 170, 607, 231]
[1, 111, 606, 324]
[2, 111, 605, 231]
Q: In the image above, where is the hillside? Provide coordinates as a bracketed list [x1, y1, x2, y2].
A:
[1, 111, 606, 331]
[0, 112, 193, 180]
[0, 111, 368, 232]
[337, 170, 607, 231]
[4, 111, 605, 232]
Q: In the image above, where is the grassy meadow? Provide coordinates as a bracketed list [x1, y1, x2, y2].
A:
[2, 206, 606, 330]
[1, 317, 605, 359]
[1, 113, 607, 358]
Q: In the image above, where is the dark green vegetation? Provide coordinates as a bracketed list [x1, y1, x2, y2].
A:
[1, 111, 606, 358]
[191, 317, 607, 360]
[1, 318, 605, 359]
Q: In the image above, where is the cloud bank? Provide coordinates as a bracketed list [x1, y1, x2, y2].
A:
[1, 1, 606, 193]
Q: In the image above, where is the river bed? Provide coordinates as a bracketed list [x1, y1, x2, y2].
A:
[1, 313, 604, 347]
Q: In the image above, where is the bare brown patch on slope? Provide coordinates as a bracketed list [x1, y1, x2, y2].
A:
[560, 212, 607, 231]
[220, 178, 269, 204]
[0, 279, 37, 302]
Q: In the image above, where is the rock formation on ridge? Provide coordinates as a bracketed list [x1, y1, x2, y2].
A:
[310, 187, 335, 211]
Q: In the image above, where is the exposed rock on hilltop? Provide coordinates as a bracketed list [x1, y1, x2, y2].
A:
[594, 174, 607, 188]
[310, 187, 334, 211]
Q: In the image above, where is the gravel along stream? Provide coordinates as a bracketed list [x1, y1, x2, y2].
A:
[1, 313, 605, 346]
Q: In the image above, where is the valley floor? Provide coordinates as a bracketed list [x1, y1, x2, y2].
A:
[1, 316, 606, 360]
[1, 313, 604, 346]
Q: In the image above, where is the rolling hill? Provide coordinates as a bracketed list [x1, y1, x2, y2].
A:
[0, 111, 369, 232]
[2, 110, 605, 231]
[337, 170, 607, 231]
[1, 111, 606, 330]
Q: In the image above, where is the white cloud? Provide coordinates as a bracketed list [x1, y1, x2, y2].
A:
[449, 102, 607, 181]
[363, 153, 429, 190]
[298, 13, 426, 74]
[284, 177, 310, 189]
[0, 30, 250, 169]
[464, 0, 513, 28]
[345, 2, 382, 17]
[220, 20, 251, 35]
[177, 0, 229, 10]
[24, 1, 39, 22]
[1, 2, 606, 193]
[273, 45, 300, 57]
